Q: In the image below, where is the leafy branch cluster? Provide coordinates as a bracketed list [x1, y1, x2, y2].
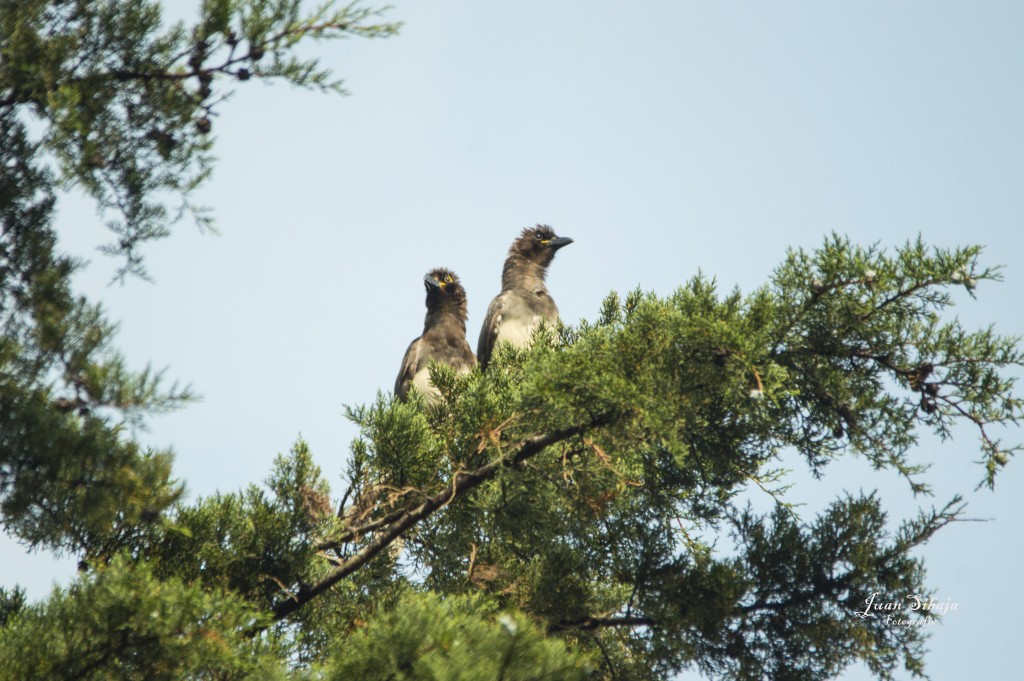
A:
[1, 0, 399, 278]
[1, 109, 187, 561]
[0, 0, 394, 563]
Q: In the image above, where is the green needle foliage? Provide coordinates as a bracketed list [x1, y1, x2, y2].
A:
[1, 0, 399, 279]
[2, 2, 1023, 680]
[1, 108, 186, 562]
[0, 555, 284, 681]
[1, 0, 396, 558]
[324, 591, 594, 681]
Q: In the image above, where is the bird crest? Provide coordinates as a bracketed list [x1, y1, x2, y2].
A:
[502, 225, 573, 286]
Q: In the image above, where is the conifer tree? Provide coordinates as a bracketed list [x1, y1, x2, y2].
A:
[2, 2, 1021, 680]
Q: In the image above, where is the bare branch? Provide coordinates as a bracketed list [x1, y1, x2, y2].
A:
[548, 615, 656, 632]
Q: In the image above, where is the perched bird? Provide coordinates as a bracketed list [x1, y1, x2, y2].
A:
[394, 268, 477, 402]
[477, 225, 573, 369]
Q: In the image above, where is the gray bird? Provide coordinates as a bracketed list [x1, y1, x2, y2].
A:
[477, 225, 573, 369]
[395, 268, 477, 402]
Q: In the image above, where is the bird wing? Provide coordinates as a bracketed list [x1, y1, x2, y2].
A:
[455, 339, 478, 372]
[445, 336, 478, 374]
[394, 337, 422, 400]
[476, 293, 506, 369]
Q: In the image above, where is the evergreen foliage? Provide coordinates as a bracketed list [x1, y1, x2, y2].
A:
[1, 107, 185, 562]
[0, 555, 283, 681]
[1, 0, 399, 279]
[2, 2, 1022, 679]
[324, 592, 594, 681]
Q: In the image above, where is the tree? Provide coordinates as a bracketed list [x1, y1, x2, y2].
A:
[1, 0, 397, 560]
[1, 2, 1021, 680]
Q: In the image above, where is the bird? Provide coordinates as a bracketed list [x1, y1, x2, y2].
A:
[477, 225, 573, 369]
[394, 268, 477, 402]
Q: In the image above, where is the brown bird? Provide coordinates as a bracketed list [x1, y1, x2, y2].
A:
[395, 268, 477, 402]
[477, 225, 573, 369]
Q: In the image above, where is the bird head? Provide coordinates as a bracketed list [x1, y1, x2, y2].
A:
[423, 268, 468, 311]
[510, 224, 573, 268]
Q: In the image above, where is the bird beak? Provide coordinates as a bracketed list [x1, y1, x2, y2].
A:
[424, 275, 444, 290]
[548, 236, 573, 250]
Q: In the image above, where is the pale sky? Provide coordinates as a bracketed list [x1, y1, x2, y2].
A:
[6, 2, 1023, 679]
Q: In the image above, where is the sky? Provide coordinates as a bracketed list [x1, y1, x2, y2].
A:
[5, 1, 1024, 679]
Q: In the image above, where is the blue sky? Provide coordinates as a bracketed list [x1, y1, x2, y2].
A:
[6, 2, 1023, 679]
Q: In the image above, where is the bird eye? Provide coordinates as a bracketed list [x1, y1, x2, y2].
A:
[535, 232, 544, 240]
[444, 274, 452, 283]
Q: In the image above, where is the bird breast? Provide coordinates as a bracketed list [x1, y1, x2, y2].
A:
[410, 365, 440, 402]
[410, 334, 474, 403]
[494, 313, 543, 349]
[494, 289, 559, 349]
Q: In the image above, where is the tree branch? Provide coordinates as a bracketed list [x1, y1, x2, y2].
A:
[264, 417, 610, 626]
[548, 615, 656, 632]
